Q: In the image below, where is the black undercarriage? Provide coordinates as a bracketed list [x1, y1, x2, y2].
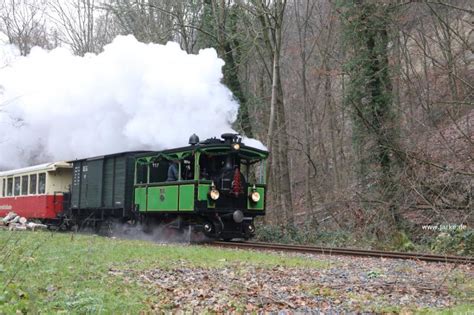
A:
[51, 207, 256, 241]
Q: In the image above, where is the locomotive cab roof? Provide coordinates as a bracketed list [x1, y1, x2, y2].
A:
[135, 134, 268, 164]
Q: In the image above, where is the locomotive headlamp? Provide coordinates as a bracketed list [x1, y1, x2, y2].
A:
[232, 143, 240, 150]
[209, 189, 220, 200]
[250, 191, 260, 203]
[209, 181, 220, 200]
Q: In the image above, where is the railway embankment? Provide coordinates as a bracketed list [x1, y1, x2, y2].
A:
[0, 230, 472, 313]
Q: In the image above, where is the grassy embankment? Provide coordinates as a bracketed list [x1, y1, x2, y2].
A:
[0, 230, 326, 313]
[0, 230, 471, 313]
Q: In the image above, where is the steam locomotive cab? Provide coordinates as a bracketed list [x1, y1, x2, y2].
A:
[133, 133, 268, 240]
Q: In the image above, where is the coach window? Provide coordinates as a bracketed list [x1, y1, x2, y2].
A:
[38, 173, 46, 194]
[7, 178, 13, 196]
[1, 179, 4, 197]
[21, 176, 28, 195]
[14, 177, 21, 196]
[29, 174, 37, 194]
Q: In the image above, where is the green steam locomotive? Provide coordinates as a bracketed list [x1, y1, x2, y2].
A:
[68, 134, 268, 240]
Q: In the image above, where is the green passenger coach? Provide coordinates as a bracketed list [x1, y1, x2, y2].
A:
[133, 133, 269, 240]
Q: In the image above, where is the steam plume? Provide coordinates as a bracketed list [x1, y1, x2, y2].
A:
[0, 35, 262, 169]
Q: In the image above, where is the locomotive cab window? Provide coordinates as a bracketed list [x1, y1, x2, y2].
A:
[181, 158, 194, 180]
[149, 160, 168, 183]
[199, 151, 266, 186]
[198, 153, 249, 193]
[38, 173, 46, 194]
[242, 160, 266, 185]
[136, 163, 148, 184]
[199, 154, 245, 178]
[21, 176, 28, 195]
[14, 177, 21, 196]
[166, 159, 180, 182]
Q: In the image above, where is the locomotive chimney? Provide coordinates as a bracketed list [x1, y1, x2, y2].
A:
[189, 134, 200, 145]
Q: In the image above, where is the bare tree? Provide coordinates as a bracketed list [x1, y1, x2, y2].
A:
[49, 0, 103, 56]
[242, 0, 293, 224]
[104, 0, 195, 49]
[0, 0, 50, 55]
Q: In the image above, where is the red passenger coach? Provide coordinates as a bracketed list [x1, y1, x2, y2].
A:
[0, 162, 73, 220]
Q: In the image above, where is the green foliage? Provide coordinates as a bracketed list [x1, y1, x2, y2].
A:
[431, 229, 473, 256]
[367, 269, 382, 279]
[338, 0, 403, 229]
[256, 224, 473, 257]
[391, 231, 415, 252]
[339, 1, 395, 120]
[255, 223, 351, 247]
[195, 1, 217, 49]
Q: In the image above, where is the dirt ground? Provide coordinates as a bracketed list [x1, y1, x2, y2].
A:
[112, 251, 473, 313]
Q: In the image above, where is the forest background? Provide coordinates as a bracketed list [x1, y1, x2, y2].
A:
[1, 0, 472, 252]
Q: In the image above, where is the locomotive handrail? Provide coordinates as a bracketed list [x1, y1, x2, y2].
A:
[134, 180, 198, 187]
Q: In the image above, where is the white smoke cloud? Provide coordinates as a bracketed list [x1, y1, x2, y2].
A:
[0, 33, 19, 68]
[0, 35, 264, 169]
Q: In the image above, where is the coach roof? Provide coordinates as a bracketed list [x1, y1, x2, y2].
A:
[0, 161, 72, 177]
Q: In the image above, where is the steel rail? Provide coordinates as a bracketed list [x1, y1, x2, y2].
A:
[210, 241, 473, 264]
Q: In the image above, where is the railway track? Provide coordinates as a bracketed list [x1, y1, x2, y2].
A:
[211, 241, 473, 264]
